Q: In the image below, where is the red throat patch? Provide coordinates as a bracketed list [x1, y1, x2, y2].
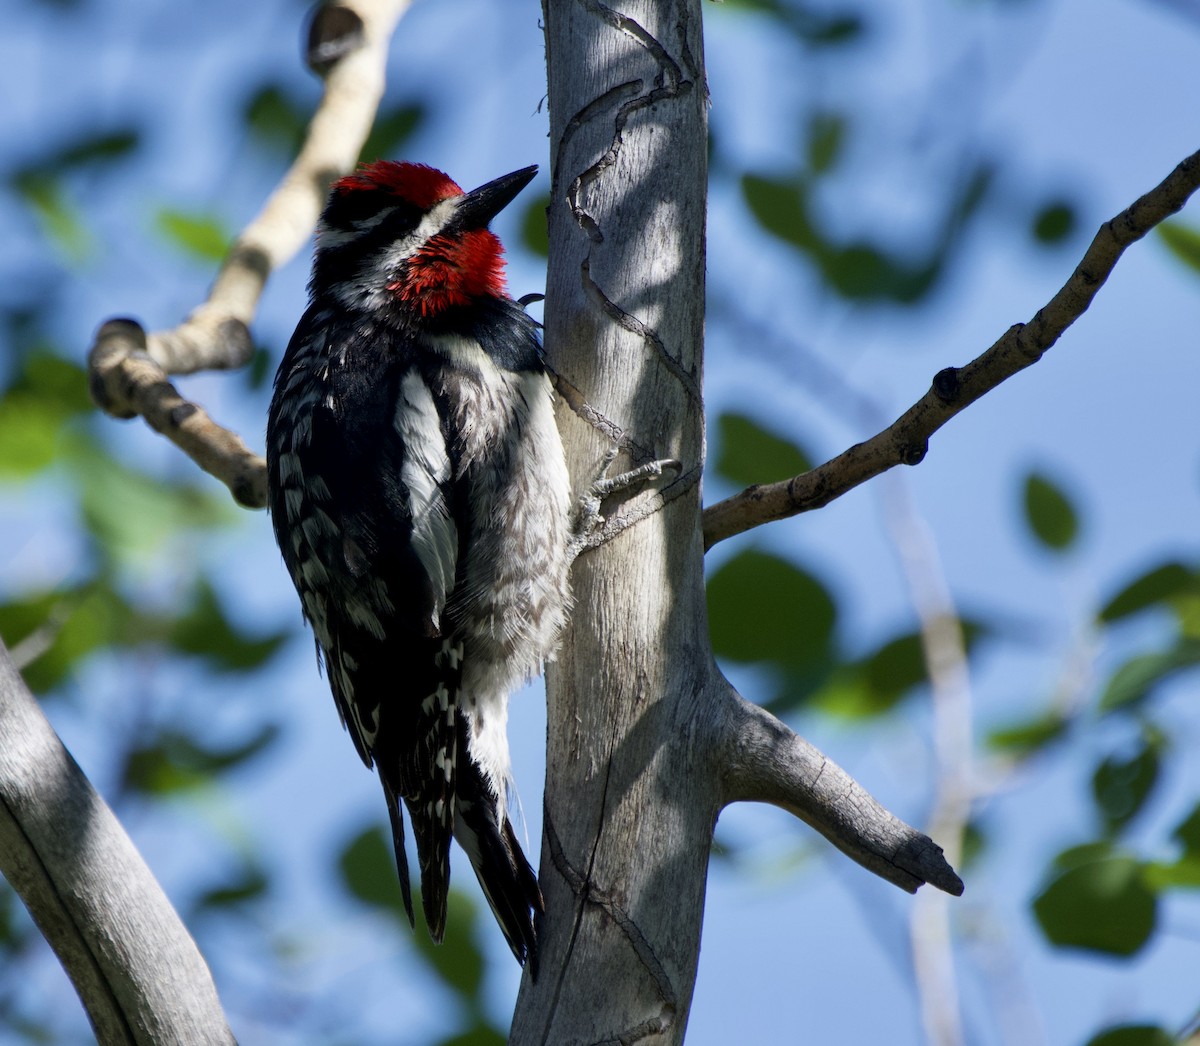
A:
[388, 229, 508, 317]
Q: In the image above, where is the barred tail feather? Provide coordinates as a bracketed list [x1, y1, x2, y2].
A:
[454, 754, 544, 976]
[404, 790, 454, 942]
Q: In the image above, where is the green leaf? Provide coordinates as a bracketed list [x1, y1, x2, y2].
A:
[0, 392, 67, 477]
[1031, 200, 1075, 244]
[707, 549, 837, 672]
[437, 1027, 506, 1046]
[1051, 841, 1115, 872]
[1032, 854, 1156, 957]
[1092, 741, 1160, 835]
[861, 631, 927, 700]
[960, 819, 987, 870]
[0, 584, 135, 693]
[1022, 471, 1080, 552]
[340, 826, 488, 1003]
[1142, 857, 1200, 890]
[815, 619, 988, 719]
[742, 163, 986, 305]
[54, 130, 140, 170]
[1098, 640, 1200, 714]
[9, 351, 93, 414]
[806, 112, 845, 175]
[1173, 802, 1200, 857]
[9, 129, 139, 260]
[1098, 560, 1200, 623]
[714, 412, 812, 487]
[741, 173, 816, 252]
[1084, 1025, 1175, 1046]
[195, 863, 270, 912]
[359, 103, 425, 164]
[12, 174, 90, 260]
[156, 208, 231, 264]
[411, 887, 485, 1003]
[986, 709, 1069, 756]
[168, 578, 289, 673]
[243, 344, 274, 391]
[123, 724, 281, 795]
[339, 824, 408, 918]
[714, 0, 865, 43]
[68, 440, 233, 559]
[1158, 220, 1200, 274]
[244, 84, 308, 154]
[520, 192, 550, 258]
[797, 13, 864, 44]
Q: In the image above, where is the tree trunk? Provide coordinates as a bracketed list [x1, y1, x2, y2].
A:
[512, 2, 712, 1041]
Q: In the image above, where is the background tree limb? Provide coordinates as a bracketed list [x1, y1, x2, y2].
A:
[0, 640, 235, 1045]
[701, 147, 1200, 551]
[86, 0, 413, 508]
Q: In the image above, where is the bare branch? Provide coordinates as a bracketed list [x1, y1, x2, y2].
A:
[87, 0, 413, 506]
[702, 147, 1200, 551]
[0, 640, 235, 1044]
[881, 477, 973, 1046]
[89, 318, 269, 507]
[717, 680, 964, 896]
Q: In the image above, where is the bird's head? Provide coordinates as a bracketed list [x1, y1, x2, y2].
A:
[312, 161, 538, 317]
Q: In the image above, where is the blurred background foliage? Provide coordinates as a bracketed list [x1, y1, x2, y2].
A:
[1, 0, 1199, 1044]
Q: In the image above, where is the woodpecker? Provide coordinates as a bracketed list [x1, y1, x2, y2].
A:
[266, 161, 570, 973]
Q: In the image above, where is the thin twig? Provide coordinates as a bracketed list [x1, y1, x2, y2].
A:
[702, 147, 1200, 551]
[87, 0, 413, 507]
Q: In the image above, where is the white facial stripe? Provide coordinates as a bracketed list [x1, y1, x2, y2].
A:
[317, 194, 461, 259]
[374, 196, 461, 269]
[320, 195, 463, 311]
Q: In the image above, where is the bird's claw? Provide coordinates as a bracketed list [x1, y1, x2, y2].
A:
[569, 447, 682, 556]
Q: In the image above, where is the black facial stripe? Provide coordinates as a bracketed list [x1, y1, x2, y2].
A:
[326, 188, 422, 236]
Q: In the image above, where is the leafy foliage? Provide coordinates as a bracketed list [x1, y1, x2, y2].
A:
[338, 825, 503, 1039]
[4, 0, 1200, 1043]
[156, 208, 231, 263]
[714, 411, 813, 487]
[1158, 220, 1200, 273]
[707, 548, 837, 704]
[1032, 850, 1157, 957]
[1084, 1025, 1176, 1046]
[1022, 470, 1080, 552]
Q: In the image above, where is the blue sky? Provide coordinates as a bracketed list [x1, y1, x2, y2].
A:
[3, 0, 1200, 1044]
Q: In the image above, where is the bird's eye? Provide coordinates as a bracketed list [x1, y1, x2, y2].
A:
[384, 203, 420, 234]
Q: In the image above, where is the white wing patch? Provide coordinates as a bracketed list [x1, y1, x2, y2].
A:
[395, 370, 458, 631]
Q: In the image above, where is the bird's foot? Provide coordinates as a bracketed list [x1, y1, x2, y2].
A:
[569, 445, 682, 557]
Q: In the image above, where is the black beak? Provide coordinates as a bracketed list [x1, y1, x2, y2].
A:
[456, 165, 538, 229]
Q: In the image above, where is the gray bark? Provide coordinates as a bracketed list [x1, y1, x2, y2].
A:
[512, 3, 711, 1040]
[511, 3, 960, 1042]
[0, 641, 235, 1045]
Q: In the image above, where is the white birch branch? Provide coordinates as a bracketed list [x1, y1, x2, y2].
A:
[87, 0, 413, 508]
